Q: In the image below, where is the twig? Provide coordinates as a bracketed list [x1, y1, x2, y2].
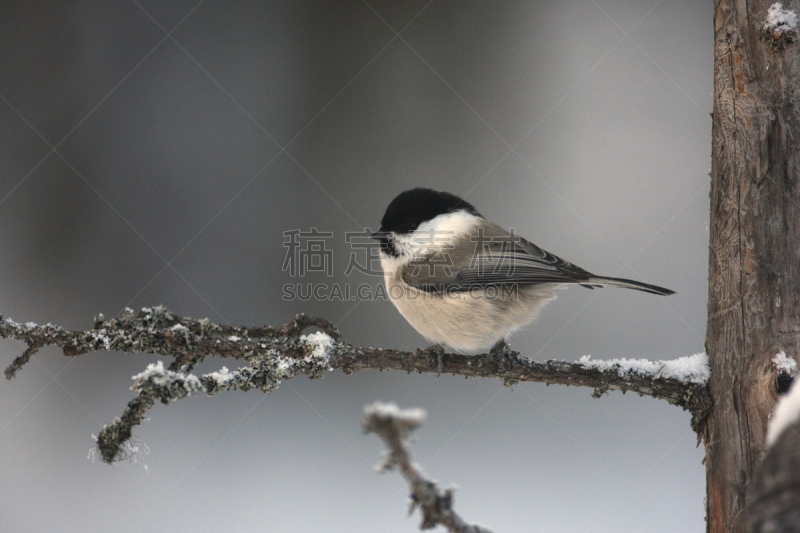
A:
[363, 402, 493, 533]
[4, 341, 43, 380]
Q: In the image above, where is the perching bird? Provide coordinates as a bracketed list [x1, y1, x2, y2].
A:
[370, 188, 674, 354]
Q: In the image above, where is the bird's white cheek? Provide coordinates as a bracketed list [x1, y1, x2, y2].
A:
[392, 233, 428, 257]
[380, 254, 405, 278]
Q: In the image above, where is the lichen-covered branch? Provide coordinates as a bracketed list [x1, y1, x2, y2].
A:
[1, 306, 341, 378]
[363, 402, 492, 533]
[1, 306, 712, 463]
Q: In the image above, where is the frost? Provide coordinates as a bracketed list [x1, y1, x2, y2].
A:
[765, 3, 798, 32]
[205, 366, 237, 386]
[364, 401, 427, 426]
[4, 319, 41, 332]
[773, 351, 798, 376]
[94, 333, 111, 350]
[169, 324, 188, 332]
[198, 333, 336, 395]
[90, 433, 150, 466]
[766, 378, 800, 447]
[300, 331, 334, 359]
[227, 335, 241, 342]
[578, 352, 710, 384]
[131, 361, 203, 401]
[299, 331, 335, 368]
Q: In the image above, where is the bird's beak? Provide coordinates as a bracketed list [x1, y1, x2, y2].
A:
[370, 230, 388, 240]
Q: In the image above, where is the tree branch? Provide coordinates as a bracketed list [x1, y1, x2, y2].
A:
[1, 306, 712, 463]
[363, 401, 492, 533]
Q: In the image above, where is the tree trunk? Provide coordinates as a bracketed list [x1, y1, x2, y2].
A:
[706, 1, 800, 531]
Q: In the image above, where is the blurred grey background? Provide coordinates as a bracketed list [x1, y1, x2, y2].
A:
[0, 1, 711, 532]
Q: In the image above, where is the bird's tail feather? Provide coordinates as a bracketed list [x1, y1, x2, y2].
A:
[584, 276, 675, 296]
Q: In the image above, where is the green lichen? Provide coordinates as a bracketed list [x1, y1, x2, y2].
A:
[761, 27, 798, 50]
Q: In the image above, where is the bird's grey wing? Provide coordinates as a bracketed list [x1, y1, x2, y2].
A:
[403, 223, 596, 293]
[398, 244, 465, 293]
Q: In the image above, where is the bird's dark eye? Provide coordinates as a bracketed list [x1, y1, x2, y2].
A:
[404, 222, 418, 232]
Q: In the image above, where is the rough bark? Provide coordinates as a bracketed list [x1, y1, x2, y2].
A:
[706, 1, 800, 531]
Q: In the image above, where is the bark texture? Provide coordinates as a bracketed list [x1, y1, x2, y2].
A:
[707, 1, 800, 531]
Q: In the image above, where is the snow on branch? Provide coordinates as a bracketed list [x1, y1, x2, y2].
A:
[773, 351, 798, 377]
[363, 402, 492, 533]
[1, 306, 712, 463]
[579, 353, 710, 384]
[772, 351, 797, 395]
[761, 2, 798, 50]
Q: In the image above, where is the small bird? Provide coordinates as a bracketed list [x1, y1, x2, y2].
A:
[371, 188, 674, 355]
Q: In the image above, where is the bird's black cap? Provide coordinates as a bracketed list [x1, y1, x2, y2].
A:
[375, 188, 482, 235]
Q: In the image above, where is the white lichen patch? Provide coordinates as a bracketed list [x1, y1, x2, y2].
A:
[134, 305, 178, 332]
[773, 351, 798, 376]
[2, 317, 45, 333]
[205, 366, 237, 387]
[299, 331, 335, 364]
[578, 352, 710, 384]
[199, 334, 337, 395]
[131, 361, 203, 401]
[1, 317, 64, 334]
[87, 329, 112, 350]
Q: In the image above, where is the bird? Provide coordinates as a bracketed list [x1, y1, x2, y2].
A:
[370, 187, 674, 355]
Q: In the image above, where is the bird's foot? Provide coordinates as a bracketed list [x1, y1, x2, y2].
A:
[425, 344, 446, 376]
[489, 340, 521, 387]
[489, 339, 514, 361]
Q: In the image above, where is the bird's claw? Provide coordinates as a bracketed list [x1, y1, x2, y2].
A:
[489, 339, 513, 360]
[490, 339, 521, 386]
[425, 344, 446, 377]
